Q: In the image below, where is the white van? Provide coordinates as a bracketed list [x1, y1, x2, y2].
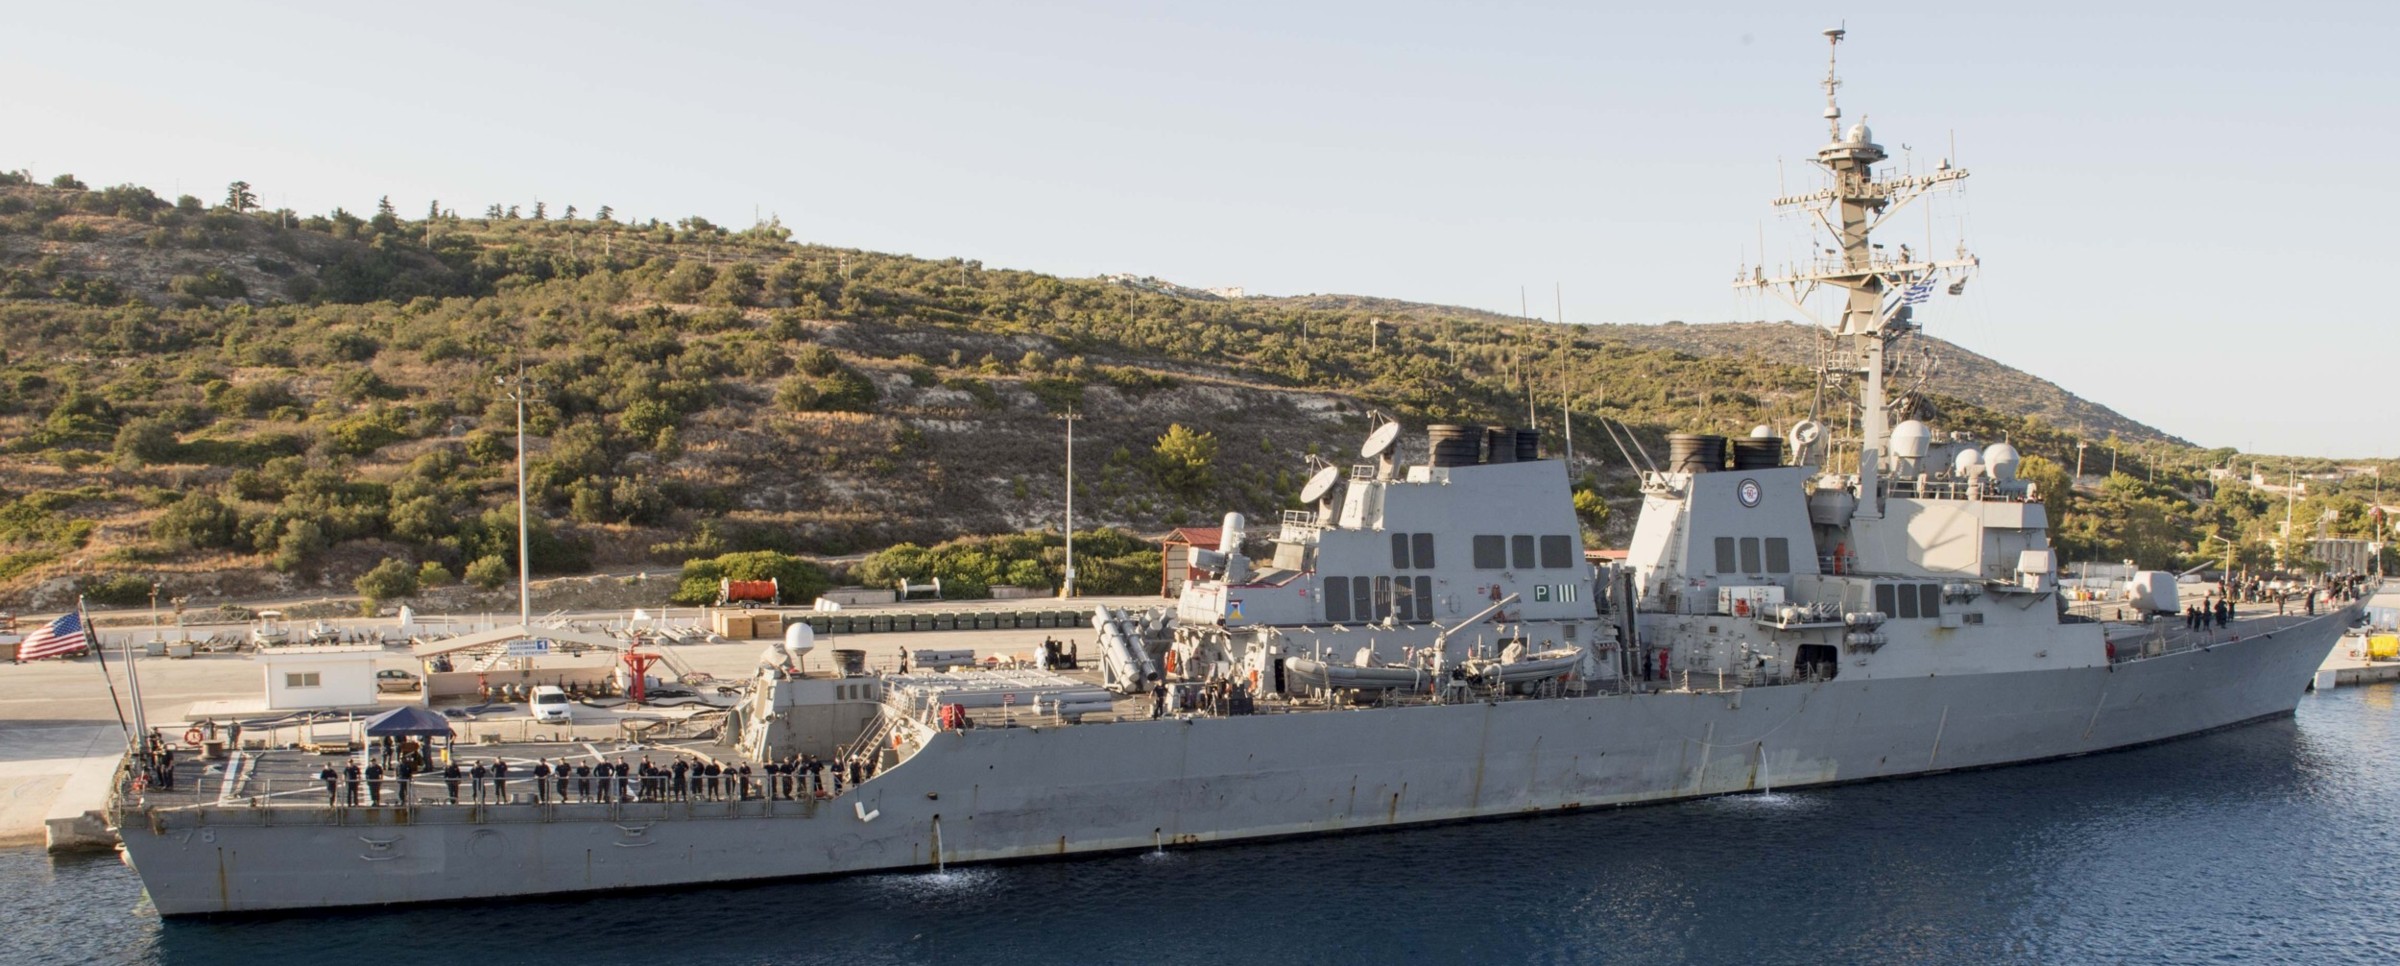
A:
[530, 685, 573, 723]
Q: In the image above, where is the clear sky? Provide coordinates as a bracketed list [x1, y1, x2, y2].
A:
[8, 2, 2393, 457]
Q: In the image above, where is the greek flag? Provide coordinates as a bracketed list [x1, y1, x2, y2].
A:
[1901, 277, 1938, 305]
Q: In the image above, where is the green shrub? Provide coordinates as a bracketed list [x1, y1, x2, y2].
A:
[112, 417, 179, 465]
[354, 558, 419, 602]
[668, 550, 831, 606]
[151, 493, 240, 550]
[464, 554, 510, 590]
[81, 574, 152, 607]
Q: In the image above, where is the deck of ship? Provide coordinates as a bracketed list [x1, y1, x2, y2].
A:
[123, 736, 757, 814]
[2081, 595, 2354, 663]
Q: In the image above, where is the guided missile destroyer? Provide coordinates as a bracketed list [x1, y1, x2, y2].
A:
[110, 31, 2353, 916]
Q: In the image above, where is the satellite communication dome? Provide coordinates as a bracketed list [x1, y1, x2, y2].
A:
[782, 621, 817, 662]
[1953, 448, 1984, 479]
[1983, 442, 2021, 481]
[1750, 424, 1777, 439]
[1889, 420, 1931, 460]
[1848, 121, 1873, 144]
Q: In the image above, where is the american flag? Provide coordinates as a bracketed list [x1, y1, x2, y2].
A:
[18, 611, 88, 661]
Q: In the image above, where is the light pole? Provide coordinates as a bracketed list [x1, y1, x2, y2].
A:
[1058, 407, 1080, 599]
[2280, 464, 2297, 572]
[499, 373, 533, 629]
[2074, 441, 2087, 484]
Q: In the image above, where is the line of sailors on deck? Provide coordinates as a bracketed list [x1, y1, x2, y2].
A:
[2185, 597, 2233, 631]
[318, 752, 882, 806]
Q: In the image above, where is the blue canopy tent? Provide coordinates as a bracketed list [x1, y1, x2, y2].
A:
[363, 704, 453, 738]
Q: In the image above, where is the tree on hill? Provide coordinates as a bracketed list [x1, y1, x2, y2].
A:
[464, 554, 510, 590]
[1152, 424, 1218, 494]
[224, 180, 257, 212]
[354, 558, 419, 603]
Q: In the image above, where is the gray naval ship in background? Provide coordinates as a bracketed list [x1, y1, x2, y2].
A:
[112, 30, 2356, 915]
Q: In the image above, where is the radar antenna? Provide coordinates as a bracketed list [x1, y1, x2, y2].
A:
[1298, 461, 1344, 519]
[1735, 28, 1976, 519]
[1821, 26, 1846, 142]
[1360, 415, 1402, 480]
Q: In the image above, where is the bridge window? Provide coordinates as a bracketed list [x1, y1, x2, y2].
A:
[1765, 537, 1791, 573]
[1512, 535, 1536, 570]
[1373, 576, 1394, 620]
[1392, 533, 1412, 569]
[1739, 537, 1762, 574]
[1324, 576, 1352, 622]
[1413, 533, 1436, 569]
[1394, 577, 1417, 621]
[1473, 535, 1507, 569]
[1539, 535, 1574, 569]
[1352, 578, 1373, 622]
[1416, 576, 1433, 617]
[1715, 537, 1737, 574]
[1874, 582, 1943, 619]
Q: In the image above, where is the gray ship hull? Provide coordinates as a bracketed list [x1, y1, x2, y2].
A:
[117, 609, 2348, 916]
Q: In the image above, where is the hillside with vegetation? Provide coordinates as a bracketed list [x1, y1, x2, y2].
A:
[0, 170, 2385, 612]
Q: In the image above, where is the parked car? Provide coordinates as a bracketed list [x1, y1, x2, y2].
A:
[530, 685, 573, 723]
[375, 668, 421, 693]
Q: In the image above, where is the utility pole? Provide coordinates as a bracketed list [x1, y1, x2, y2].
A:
[500, 372, 534, 628]
[1059, 408, 1080, 599]
[2281, 464, 2297, 571]
[2075, 441, 2087, 484]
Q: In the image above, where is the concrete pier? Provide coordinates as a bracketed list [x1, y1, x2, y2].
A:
[0, 724, 123, 852]
[2312, 585, 2399, 688]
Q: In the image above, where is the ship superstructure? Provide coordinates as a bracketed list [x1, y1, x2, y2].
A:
[106, 31, 2357, 917]
[1623, 28, 2076, 689]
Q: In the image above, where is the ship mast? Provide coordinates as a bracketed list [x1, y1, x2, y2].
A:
[1738, 28, 1976, 517]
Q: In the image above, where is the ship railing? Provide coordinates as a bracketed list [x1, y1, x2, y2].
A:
[1278, 510, 1323, 543]
[1885, 478, 1978, 501]
[136, 774, 890, 824]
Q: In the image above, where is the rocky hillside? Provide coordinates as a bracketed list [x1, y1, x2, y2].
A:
[1264, 297, 2182, 447]
[0, 170, 2213, 608]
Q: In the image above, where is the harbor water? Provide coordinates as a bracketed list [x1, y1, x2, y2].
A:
[10, 683, 2400, 966]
